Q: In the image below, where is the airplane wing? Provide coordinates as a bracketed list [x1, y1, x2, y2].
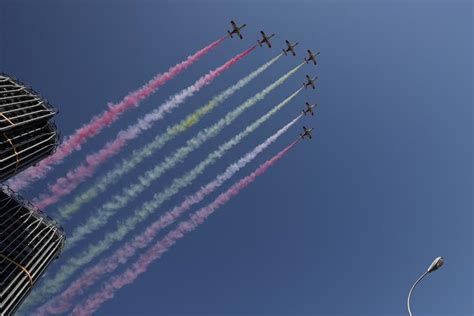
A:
[238, 32, 243, 39]
[260, 30, 266, 37]
[308, 134, 312, 139]
[285, 40, 290, 46]
[306, 75, 311, 80]
[267, 42, 272, 48]
[291, 50, 296, 56]
[231, 20, 237, 28]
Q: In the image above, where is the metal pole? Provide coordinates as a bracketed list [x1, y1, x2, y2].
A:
[407, 270, 429, 316]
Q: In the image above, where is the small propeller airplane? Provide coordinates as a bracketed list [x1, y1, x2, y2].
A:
[282, 40, 299, 56]
[302, 102, 317, 116]
[227, 20, 247, 39]
[303, 75, 318, 89]
[304, 49, 320, 65]
[258, 31, 275, 48]
[300, 126, 314, 139]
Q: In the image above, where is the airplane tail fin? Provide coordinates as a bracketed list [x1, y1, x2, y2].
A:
[283, 49, 287, 56]
[304, 58, 309, 64]
[258, 40, 262, 47]
[227, 31, 233, 38]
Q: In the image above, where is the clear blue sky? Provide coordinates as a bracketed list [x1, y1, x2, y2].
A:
[1, 0, 472, 315]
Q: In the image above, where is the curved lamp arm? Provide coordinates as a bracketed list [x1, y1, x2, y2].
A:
[406, 257, 444, 316]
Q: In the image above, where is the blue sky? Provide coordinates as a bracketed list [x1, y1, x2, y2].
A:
[1, 0, 472, 315]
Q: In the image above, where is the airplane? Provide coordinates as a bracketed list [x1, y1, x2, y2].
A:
[300, 126, 314, 139]
[257, 31, 275, 48]
[227, 20, 247, 39]
[303, 75, 318, 89]
[282, 40, 299, 56]
[302, 102, 317, 116]
[304, 49, 320, 65]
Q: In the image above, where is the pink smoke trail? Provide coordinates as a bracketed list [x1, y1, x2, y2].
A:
[70, 139, 299, 316]
[8, 37, 227, 191]
[33, 116, 301, 316]
[33, 45, 257, 209]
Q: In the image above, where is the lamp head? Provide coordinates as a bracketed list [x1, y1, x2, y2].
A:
[427, 257, 444, 273]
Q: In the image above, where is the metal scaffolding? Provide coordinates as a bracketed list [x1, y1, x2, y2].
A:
[0, 74, 59, 183]
[0, 122, 59, 183]
[0, 75, 56, 133]
[0, 185, 66, 315]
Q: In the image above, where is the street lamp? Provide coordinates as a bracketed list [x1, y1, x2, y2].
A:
[407, 256, 444, 316]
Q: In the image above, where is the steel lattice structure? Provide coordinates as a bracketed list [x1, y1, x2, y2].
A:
[0, 185, 66, 315]
[0, 74, 59, 182]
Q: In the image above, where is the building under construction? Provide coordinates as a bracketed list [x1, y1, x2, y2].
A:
[0, 74, 59, 183]
[0, 185, 66, 315]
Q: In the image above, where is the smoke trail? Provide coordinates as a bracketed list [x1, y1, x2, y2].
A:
[34, 115, 301, 316]
[33, 45, 257, 209]
[71, 139, 300, 316]
[65, 82, 301, 250]
[57, 54, 282, 222]
[23, 83, 303, 310]
[8, 37, 226, 191]
[62, 64, 304, 250]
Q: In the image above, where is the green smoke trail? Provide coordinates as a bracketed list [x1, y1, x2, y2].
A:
[58, 54, 282, 222]
[23, 72, 303, 309]
[64, 62, 303, 249]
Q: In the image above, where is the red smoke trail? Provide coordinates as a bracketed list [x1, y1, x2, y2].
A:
[8, 36, 226, 191]
[69, 139, 299, 316]
[33, 45, 257, 209]
[33, 117, 297, 316]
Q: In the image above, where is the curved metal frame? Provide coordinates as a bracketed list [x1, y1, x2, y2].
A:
[407, 270, 428, 316]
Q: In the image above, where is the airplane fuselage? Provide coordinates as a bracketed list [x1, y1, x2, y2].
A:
[303, 108, 315, 116]
[305, 50, 319, 65]
[304, 82, 315, 89]
[258, 32, 275, 48]
[283, 47, 295, 55]
[228, 21, 246, 39]
[303, 76, 317, 89]
[300, 126, 314, 139]
[300, 132, 312, 139]
[283, 41, 298, 56]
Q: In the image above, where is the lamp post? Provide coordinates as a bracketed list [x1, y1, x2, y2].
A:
[407, 256, 444, 316]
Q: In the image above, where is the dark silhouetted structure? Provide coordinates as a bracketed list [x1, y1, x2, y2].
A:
[0, 74, 59, 182]
[0, 185, 66, 315]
